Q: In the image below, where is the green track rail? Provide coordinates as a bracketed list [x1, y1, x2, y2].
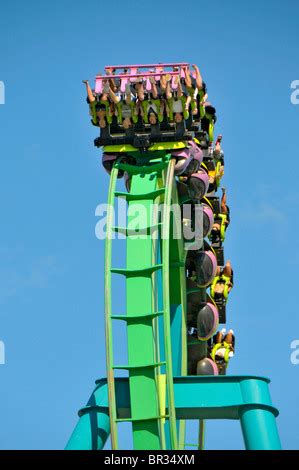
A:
[104, 152, 187, 450]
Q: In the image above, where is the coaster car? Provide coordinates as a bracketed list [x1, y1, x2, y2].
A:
[89, 63, 216, 148]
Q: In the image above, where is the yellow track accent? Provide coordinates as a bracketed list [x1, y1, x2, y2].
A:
[103, 141, 187, 153]
[157, 374, 167, 425]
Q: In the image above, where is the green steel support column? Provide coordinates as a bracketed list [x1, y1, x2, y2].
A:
[103, 154, 180, 450]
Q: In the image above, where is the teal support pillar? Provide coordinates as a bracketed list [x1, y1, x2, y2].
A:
[66, 379, 112, 450]
[240, 407, 281, 450]
[238, 378, 281, 450]
[66, 376, 281, 450]
[66, 378, 130, 450]
[66, 406, 110, 450]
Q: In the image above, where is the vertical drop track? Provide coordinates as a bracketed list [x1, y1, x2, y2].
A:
[104, 151, 187, 450]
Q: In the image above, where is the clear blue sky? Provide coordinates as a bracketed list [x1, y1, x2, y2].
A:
[0, 0, 299, 450]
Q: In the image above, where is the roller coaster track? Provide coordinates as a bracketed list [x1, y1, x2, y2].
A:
[66, 62, 281, 451]
[65, 145, 282, 452]
[104, 151, 188, 450]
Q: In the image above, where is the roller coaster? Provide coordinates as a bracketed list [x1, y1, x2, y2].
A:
[66, 63, 281, 450]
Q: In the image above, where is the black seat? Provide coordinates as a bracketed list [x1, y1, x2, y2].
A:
[214, 298, 226, 324]
[205, 196, 221, 214]
[187, 335, 208, 375]
[213, 245, 225, 266]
